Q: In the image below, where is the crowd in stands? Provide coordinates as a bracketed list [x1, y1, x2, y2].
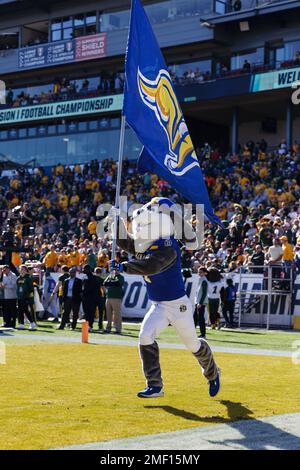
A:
[5, 48, 300, 110]
[195, 139, 300, 275]
[4, 73, 124, 108]
[0, 138, 299, 330]
[169, 68, 212, 85]
[0, 138, 299, 276]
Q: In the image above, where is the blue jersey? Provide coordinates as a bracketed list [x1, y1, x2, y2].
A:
[42, 276, 56, 304]
[143, 237, 186, 302]
[226, 286, 237, 301]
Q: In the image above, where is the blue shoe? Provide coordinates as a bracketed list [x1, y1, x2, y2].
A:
[137, 386, 164, 398]
[209, 369, 221, 397]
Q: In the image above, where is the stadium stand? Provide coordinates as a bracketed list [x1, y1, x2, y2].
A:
[0, 143, 299, 276]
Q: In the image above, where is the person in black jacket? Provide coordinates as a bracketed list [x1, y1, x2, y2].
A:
[82, 264, 98, 332]
[233, 0, 242, 12]
[250, 244, 265, 274]
[194, 267, 208, 339]
[221, 278, 237, 328]
[59, 267, 82, 330]
[20, 202, 33, 237]
[94, 267, 106, 331]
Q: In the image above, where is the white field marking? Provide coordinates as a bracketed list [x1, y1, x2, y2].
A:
[56, 413, 300, 450]
[2, 332, 294, 358]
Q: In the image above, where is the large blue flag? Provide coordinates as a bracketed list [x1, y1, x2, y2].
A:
[123, 0, 220, 225]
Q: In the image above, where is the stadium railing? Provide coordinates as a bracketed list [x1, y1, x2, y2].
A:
[236, 264, 294, 329]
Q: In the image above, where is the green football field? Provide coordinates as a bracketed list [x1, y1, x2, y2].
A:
[1, 323, 300, 450]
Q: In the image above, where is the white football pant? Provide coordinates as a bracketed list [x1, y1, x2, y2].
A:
[139, 295, 200, 353]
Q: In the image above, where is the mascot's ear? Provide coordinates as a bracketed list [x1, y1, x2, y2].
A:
[155, 200, 200, 251]
[174, 218, 200, 251]
[170, 210, 199, 251]
[181, 219, 199, 251]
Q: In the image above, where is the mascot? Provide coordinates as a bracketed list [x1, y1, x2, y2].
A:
[109, 197, 220, 398]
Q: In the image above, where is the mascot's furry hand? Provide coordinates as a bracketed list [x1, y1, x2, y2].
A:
[109, 260, 124, 273]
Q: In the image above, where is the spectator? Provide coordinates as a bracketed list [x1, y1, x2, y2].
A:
[20, 202, 33, 237]
[280, 235, 295, 283]
[250, 245, 265, 274]
[206, 268, 224, 330]
[221, 278, 237, 328]
[295, 238, 300, 274]
[266, 238, 283, 281]
[81, 264, 98, 332]
[16, 265, 37, 331]
[194, 267, 208, 339]
[6, 88, 13, 105]
[97, 249, 109, 272]
[87, 248, 97, 270]
[51, 265, 70, 322]
[59, 267, 82, 330]
[42, 269, 59, 321]
[26, 266, 37, 325]
[94, 267, 106, 331]
[81, 79, 89, 93]
[103, 268, 124, 334]
[233, 0, 242, 12]
[258, 220, 273, 248]
[1, 265, 17, 328]
[216, 241, 228, 261]
[43, 245, 59, 270]
[87, 217, 97, 236]
[69, 247, 80, 267]
[280, 236, 294, 267]
[243, 60, 251, 73]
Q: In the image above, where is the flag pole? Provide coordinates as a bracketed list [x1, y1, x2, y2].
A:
[111, 114, 126, 260]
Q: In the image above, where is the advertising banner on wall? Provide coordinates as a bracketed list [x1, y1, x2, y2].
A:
[75, 33, 106, 61]
[49, 272, 298, 328]
[18, 33, 107, 70]
[0, 94, 123, 125]
[251, 66, 300, 92]
[121, 273, 294, 327]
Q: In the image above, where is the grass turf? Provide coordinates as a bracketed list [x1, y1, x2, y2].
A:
[3, 320, 300, 352]
[0, 342, 300, 450]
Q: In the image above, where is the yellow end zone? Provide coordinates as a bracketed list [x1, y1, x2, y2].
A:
[0, 343, 299, 450]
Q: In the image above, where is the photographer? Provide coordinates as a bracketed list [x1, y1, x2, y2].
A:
[0, 218, 20, 271]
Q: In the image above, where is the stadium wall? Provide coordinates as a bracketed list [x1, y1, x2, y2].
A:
[239, 118, 300, 147]
[118, 274, 298, 329]
[49, 273, 300, 329]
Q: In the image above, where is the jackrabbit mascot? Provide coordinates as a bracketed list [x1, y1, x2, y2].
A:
[109, 197, 220, 398]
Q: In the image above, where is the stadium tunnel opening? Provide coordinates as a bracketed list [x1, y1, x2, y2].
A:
[185, 115, 229, 154]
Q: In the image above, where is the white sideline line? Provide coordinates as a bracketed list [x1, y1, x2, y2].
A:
[57, 413, 300, 450]
[2, 332, 293, 357]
